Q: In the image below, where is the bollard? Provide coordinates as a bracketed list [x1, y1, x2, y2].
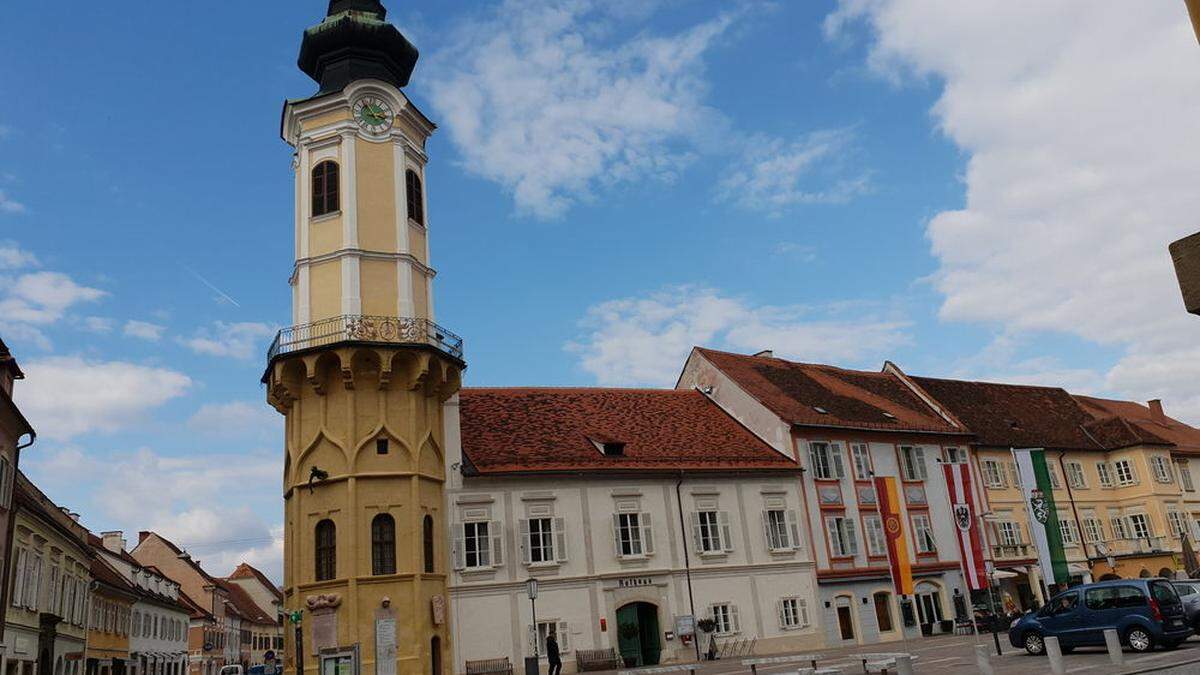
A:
[974, 644, 994, 675]
[1045, 636, 1066, 675]
[895, 655, 913, 675]
[1103, 629, 1125, 666]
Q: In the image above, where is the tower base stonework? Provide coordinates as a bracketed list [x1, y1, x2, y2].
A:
[268, 344, 461, 675]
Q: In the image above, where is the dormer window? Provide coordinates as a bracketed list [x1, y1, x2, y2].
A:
[813, 406, 828, 415]
[589, 436, 625, 456]
[882, 412, 896, 420]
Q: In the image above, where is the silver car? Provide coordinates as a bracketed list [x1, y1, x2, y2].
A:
[1170, 580, 1200, 630]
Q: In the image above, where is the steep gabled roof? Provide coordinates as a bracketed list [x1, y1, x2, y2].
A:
[1075, 396, 1200, 453]
[228, 562, 284, 602]
[908, 376, 1101, 450]
[459, 388, 798, 475]
[693, 348, 963, 434]
[217, 579, 277, 625]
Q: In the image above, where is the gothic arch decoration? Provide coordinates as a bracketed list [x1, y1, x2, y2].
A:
[291, 430, 349, 488]
[351, 422, 414, 468]
[418, 433, 444, 479]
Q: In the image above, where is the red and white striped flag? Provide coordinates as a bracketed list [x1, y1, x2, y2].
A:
[942, 462, 988, 590]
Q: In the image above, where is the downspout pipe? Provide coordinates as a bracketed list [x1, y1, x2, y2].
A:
[675, 472, 701, 662]
[1056, 451, 1090, 582]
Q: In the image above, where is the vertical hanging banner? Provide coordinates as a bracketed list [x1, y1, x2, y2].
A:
[874, 476, 914, 595]
[942, 462, 988, 590]
[1011, 448, 1070, 586]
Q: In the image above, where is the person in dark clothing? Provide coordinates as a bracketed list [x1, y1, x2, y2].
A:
[546, 633, 562, 675]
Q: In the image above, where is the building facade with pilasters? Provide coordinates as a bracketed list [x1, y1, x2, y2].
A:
[677, 349, 976, 646]
[445, 388, 823, 673]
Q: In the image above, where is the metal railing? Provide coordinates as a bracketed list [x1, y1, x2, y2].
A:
[267, 314, 464, 361]
[991, 544, 1031, 559]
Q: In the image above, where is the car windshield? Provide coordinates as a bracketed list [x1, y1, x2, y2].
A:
[1151, 580, 1182, 605]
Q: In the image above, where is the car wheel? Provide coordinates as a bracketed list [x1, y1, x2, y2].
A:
[1126, 627, 1154, 653]
[1023, 631, 1046, 655]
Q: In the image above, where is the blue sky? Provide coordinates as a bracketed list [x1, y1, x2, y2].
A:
[3, 1, 1199, 580]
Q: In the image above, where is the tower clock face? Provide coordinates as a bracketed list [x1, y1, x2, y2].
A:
[353, 96, 394, 134]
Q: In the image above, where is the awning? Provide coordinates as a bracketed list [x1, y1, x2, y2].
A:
[1069, 563, 1090, 575]
[992, 570, 1020, 579]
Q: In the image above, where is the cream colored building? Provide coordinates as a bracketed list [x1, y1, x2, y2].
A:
[0, 338, 34, 650]
[265, 4, 461, 675]
[445, 388, 822, 673]
[4, 472, 90, 675]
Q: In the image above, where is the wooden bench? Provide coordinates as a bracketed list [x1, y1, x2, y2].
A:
[464, 658, 513, 675]
[857, 653, 918, 674]
[576, 648, 621, 672]
[742, 653, 825, 674]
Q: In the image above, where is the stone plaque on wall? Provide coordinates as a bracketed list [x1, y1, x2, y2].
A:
[431, 595, 446, 626]
[312, 610, 338, 655]
[375, 613, 397, 675]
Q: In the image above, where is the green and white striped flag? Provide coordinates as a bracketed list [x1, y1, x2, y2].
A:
[1012, 448, 1070, 586]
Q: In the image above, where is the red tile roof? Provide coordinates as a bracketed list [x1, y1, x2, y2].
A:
[908, 376, 1101, 450]
[459, 388, 798, 475]
[218, 579, 277, 625]
[1074, 396, 1200, 453]
[694, 348, 963, 434]
[228, 562, 283, 601]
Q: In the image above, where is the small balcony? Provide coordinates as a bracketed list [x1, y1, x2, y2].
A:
[992, 544, 1031, 559]
[267, 314, 464, 362]
[1111, 536, 1169, 555]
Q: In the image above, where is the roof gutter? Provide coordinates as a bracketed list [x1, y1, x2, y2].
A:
[790, 421, 973, 436]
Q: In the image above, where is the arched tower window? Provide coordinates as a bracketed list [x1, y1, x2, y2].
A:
[406, 169, 424, 225]
[312, 161, 340, 217]
[430, 636, 442, 675]
[371, 513, 396, 575]
[423, 514, 435, 573]
[315, 519, 337, 581]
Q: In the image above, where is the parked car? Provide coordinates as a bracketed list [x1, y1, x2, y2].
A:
[1008, 578, 1191, 655]
[1171, 579, 1200, 629]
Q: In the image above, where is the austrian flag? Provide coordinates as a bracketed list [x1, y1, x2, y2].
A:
[942, 462, 988, 590]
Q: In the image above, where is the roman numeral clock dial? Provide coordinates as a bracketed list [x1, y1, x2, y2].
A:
[353, 96, 394, 134]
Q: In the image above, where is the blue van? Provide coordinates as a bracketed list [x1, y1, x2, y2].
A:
[1008, 578, 1192, 654]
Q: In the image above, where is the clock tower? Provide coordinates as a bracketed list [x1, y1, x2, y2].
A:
[265, 2, 462, 675]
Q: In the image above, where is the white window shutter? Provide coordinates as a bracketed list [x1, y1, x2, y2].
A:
[11, 549, 24, 608]
[690, 512, 703, 552]
[799, 599, 809, 626]
[915, 447, 927, 479]
[844, 519, 859, 555]
[786, 510, 800, 550]
[612, 514, 623, 557]
[641, 513, 654, 555]
[554, 517, 568, 562]
[730, 604, 741, 633]
[557, 621, 570, 652]
[808, 444, 819, 476]
[761, 511, 772, 550]
[831, 444, 845, 479]
[490, 520, 504, 567]
[451, 524, 465, 570]
[519, 519, 531, 565]
[719, 511, 733, 552]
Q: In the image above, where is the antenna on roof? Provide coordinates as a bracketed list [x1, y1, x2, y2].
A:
[753, 349, 774, 358]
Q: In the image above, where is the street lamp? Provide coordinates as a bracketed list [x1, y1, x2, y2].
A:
[525, 579, 539, 675]
[979, 512, 1003, 656]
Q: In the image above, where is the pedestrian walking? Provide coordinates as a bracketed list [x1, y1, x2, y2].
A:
[546, 633, 562, 675]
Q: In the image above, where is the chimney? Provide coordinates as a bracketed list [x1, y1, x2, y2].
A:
[138, 531, 151, 544]
[753, 349, 774, 358]
[1148, 399, 1166, 420]
[101, 530, 127, 554]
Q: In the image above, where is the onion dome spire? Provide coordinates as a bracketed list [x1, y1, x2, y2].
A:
[298, 0, 419, 94]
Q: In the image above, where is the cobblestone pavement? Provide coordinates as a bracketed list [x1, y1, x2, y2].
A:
[613, 633, 1200, 675]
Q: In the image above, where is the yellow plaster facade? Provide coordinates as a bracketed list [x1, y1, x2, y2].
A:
[977, 443, 1196, 594]
[270, 68, 461, 675]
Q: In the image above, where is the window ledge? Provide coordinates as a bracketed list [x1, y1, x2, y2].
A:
[525, 561, 561, 570]
[458, 566, 498, 576]
[767, 548, 798, 556]
[617, 554, 651, 562]
[310, 211, 342, 223]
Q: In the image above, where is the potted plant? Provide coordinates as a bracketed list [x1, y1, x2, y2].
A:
[695, 618, 718, 660]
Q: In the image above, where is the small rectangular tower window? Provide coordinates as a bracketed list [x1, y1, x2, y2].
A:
[376, 438, 389, 455]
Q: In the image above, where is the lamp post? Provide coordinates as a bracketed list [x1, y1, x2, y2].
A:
[525, 579, 539, 675]
[980, 512, 1003, 656]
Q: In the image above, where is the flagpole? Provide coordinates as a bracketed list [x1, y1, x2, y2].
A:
[935, 459, 981, 647]
[870, 471, 912, 655]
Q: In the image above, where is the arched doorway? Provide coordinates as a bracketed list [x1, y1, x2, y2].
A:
[1099, 573, 1121, 581]
[1159, 567, 1175, 579]
[615, 602, 661, 667]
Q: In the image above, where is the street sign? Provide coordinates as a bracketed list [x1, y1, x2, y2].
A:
[675, 615, 695, 637]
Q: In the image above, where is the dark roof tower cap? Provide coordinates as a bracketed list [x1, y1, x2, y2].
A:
[299, 0, 418, 95]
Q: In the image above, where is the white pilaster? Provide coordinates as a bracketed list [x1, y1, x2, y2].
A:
[341, 132, 358, 248]
[342, 255, 361, 316]
[298, 144, 310, 259]
[393, 140, 410, 255]
[397, 260, 414, 318]
[298, 265, 311, 325]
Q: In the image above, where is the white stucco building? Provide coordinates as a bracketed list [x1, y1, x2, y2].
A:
[444, 388, 822, 673]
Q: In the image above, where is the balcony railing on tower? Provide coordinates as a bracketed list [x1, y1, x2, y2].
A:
[267, 314, 464, 361]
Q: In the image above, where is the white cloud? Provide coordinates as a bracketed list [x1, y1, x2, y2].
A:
[0, 190, 24, 214]
[567, 285, 911, 385]
[0, 242, 36, 269]
[26, 445, 283, 581]
[180, 321, 274, 360]
[123, 319, 165, 342]
[830, 1, 1200, 422]
[719, 129, 871, 215]
[773, 242, 818, 261]
[428, 0, 738, 218]
[15, 356, 192, 440]
[187, 401, 281, 441]
[0, 271, 106, 324]
[82, 316, 115, 334]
